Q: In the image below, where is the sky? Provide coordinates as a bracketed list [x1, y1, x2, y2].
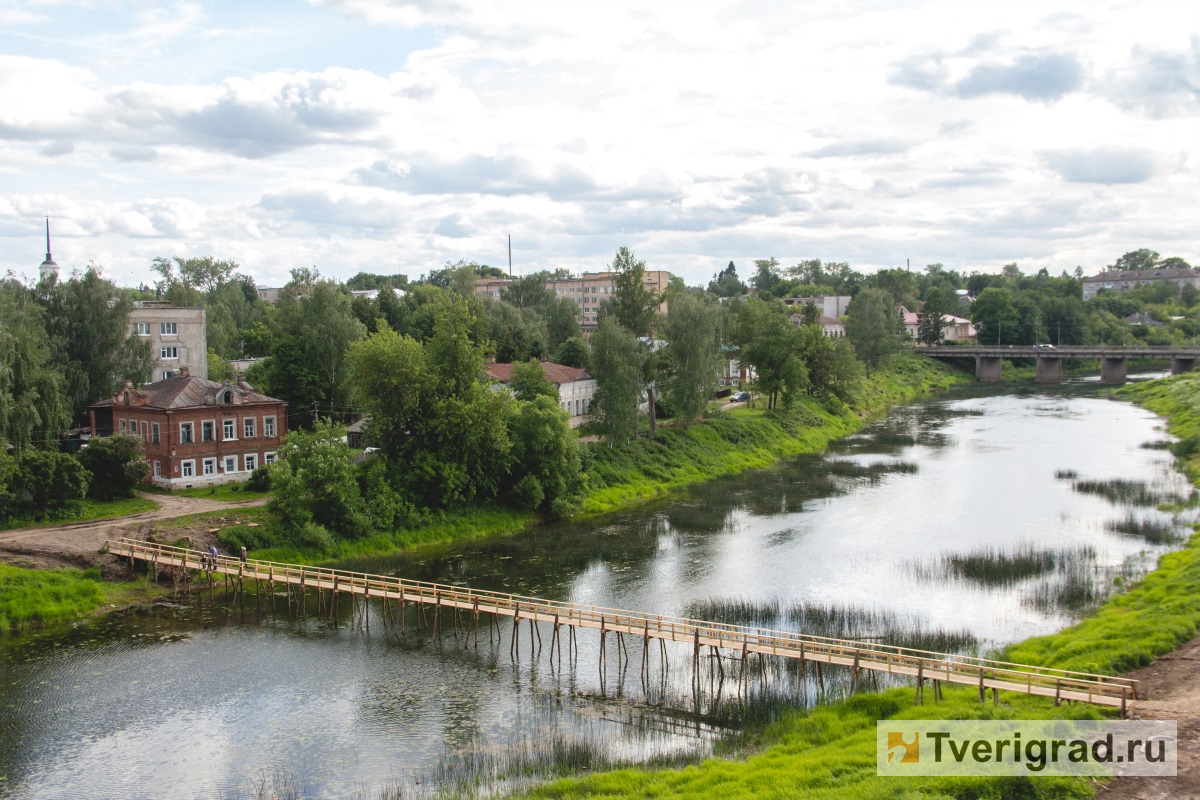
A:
[0, 0, 1197, 289]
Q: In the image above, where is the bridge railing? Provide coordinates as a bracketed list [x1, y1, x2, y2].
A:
[109, 538, 1137, 705]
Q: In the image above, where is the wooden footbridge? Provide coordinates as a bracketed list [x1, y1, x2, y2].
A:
[108, 538, 1137, 713]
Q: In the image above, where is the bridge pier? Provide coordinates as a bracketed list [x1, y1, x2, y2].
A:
[1035, 357, 1063, 384]
[1101, 357, 1128, 386]
[1172, 357, 1195, 375]
[975, 356, 1002, 382]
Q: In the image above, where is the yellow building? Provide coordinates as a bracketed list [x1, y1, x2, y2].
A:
[475, 270, 671, 331]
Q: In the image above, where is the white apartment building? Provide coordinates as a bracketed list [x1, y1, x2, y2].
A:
[129, 301, 208, 381]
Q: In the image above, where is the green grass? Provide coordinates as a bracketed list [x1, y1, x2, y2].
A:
[0, 496, 159, 532]
[142, 482, 270, 501]
[247, 506, 535, 565]
[0, 564, 161, 631]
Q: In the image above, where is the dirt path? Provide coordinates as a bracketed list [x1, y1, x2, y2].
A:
[1096, 635, 1200, 799]
[0, 492, 268, 570]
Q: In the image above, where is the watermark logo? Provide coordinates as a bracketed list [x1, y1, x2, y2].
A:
[877, 720, 1177, 777]
[886, 731, 920, 764]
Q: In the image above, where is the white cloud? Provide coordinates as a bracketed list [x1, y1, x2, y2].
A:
[0, 0, 1196, 287]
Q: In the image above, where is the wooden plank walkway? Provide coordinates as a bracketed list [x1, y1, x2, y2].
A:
[108, 538, 1137, 711]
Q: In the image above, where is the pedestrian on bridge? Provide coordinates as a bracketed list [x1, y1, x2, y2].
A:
[240, 546, 247, 565]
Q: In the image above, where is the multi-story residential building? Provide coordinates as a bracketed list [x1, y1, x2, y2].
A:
[486, 360, 596, 427]
[783, 295, 852, 319]
[475, 271, 671, 332]
[1081, 268, 1200, 300]
[129, 301, 208, 381]
[87, 368, 287, 489]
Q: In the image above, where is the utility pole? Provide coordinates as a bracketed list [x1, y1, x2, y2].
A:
[508, 235, 512, 277]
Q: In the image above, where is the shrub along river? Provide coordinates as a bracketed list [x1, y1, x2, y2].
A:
[0, 382, 1195, 799]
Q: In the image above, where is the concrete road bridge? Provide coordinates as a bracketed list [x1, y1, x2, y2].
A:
[917, 345, 1200, 384]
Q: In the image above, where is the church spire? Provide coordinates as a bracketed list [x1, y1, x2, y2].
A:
[39, 216, 59, 283]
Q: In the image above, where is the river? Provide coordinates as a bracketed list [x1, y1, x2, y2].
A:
[0, 384, 1193, 798]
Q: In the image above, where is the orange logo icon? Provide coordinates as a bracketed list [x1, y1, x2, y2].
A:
[887, 731, 920, 763]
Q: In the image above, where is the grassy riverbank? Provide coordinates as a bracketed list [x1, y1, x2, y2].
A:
[513, 371, 1200, 800]
[0, 495, 158, 533]
[583, 355, 967, 515]
[0, 564, 159, 632]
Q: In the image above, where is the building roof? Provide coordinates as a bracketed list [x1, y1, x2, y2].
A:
[88, 373, 284, 410]
[1123, 312, 1165, 326]
[1083, 268, 1199, 283]
[486, 361, 591, 385]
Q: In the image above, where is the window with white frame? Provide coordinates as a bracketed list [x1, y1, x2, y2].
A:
[201, 421, 215, 442]
[223, 419, 236, 440]
[264, 452, 277, 465]
[243, 418, 256, 438]
[153, 461, 161, 477]
[223, 456, 237, 473]
[182, 460, 195, 477]
[179, 422, 193, 443]
[264, 416, 276, 437]
[119, 419, 127, 433]
[244, 454, 257, 472]
[152, 423, 160, 444]
[202, 458, 216, 476]
[161, 347, 178, 359]
[160, 322, 178, 335]
[135, 322, 150, 336]
[162, 371, 174, 380]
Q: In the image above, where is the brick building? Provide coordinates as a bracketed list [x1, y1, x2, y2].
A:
[88, 368, 287, 489]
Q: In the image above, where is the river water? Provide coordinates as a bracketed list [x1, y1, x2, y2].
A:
[0, 385, 1193, 798]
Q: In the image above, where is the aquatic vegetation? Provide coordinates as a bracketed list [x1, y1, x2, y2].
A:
[1105, 513, 1185, 544]
[1071, 477, 1179, 507]
[910, 543, 1098, 587]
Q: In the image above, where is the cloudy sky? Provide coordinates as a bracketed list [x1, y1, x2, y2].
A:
[1, 1, 1197, 288]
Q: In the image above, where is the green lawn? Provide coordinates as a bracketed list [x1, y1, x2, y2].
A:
[0, 496, 158, 532]
[142, 482, 270, 502]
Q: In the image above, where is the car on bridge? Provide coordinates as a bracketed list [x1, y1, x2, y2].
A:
[1029, 344, 1056, 350]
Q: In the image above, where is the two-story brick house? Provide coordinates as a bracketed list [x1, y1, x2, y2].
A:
[87, 368, 288, 489]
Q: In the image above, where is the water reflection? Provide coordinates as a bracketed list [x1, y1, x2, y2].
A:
[0, 386, 1193, 798]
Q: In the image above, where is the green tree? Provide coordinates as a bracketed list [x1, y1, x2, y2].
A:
[554, 337, 590, 369]
[1111, 249, 1160, 272]
[0, 282, 68, 451]
[270, 279, 366, 422]
[845, 287, 902, 376]
[708, 261, 747, 298]
[509, 360, 559, 402]
[9, 449, 89, 519]
[750, 258, 786, 299]
[589, 317, 643, 446]
[77, 435, 150, 500]
[915, 289, 948, 346]
[207, 349, 237, 384]
[731, 298, 807, 409]
[970, 287, 1023, 345]
[505, 395, 584, 515]
[662, 292, 724, 426]
[268, 421, 368, 539]
[608, 247, 662, 336]
[41, 267, 154, 421]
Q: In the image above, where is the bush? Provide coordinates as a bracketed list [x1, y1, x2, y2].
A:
[246, 465, 272, 492]
[217, 524, 282, 551]
[6, 449, 90, 520]
[77, 435, 149, 500]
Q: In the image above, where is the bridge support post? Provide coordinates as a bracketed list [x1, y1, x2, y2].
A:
[975, 356, 1002, 382]
[1101, 357, 1127, 385]
[1172, 357, 1195, 375]
[1035, 357, 1063, 384]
